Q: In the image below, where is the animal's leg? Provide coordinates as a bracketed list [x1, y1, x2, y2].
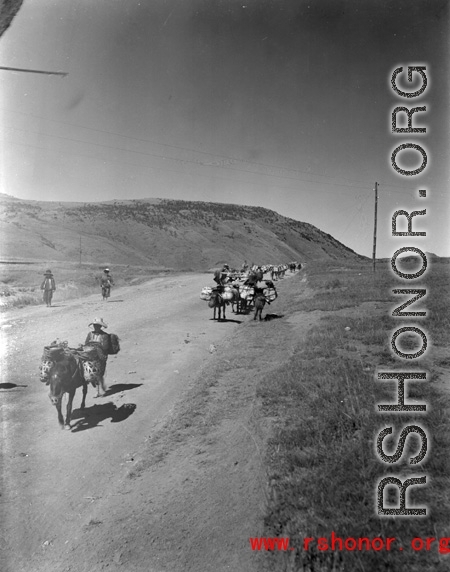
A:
[65, 390, 75, 427]
[100, 375, 107, 394]
[81, 383, 87, 409]
[56, 402, 64, 428]
[97, 376, 106, 397]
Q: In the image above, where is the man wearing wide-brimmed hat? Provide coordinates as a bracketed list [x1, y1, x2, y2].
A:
[84, 317, 110, 397]
[40, 269, 56, 307]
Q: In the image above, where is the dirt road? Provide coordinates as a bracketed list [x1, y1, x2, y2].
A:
[1, 273, 282, 572]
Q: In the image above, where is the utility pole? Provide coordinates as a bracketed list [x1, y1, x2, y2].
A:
[372, 182, 378, 273]
[79, 236, 82, 267]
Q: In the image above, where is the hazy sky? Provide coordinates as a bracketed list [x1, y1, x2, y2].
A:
[1, 0, 448, 257]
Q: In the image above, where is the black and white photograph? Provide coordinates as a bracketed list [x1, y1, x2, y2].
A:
[0, 1, 449, 570]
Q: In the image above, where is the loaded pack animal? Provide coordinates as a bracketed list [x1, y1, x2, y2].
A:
[208, 289, 227, 321]
[270, 265, 280, 280]
[46, 351, 87, 428]
[253, 280, 277, 321]
[236, 283, 254, 314]
[221, 284, 241, 313]
[237, 270, 261, 312]
[253, 288, 267, 321]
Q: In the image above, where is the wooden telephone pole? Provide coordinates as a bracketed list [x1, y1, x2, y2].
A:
[79, 237, 82, 267]
[372, 182, 378, 272]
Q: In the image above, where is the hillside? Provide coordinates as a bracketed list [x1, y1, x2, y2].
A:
[0, 194, 365, 270]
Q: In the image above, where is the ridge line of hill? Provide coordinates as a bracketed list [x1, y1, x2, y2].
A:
[0, 194, 366, 270]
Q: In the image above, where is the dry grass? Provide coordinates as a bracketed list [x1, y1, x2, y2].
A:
[0, 261, 174, 309]
[259, 260, 450, 571]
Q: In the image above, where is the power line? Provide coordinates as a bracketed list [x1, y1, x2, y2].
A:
[3, 106, 378, 188]
[5, 126, 374, 190]
[0, 66, 67, 77]
[2, 137, 372, 198]
[7, 107, 442, 196]
[6, 133, 448, 206]
[338, 190, 373, 240]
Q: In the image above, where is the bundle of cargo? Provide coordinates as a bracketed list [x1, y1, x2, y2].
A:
[221, 285, 236, 301]
[200, 286, 212, 301]
[263, 280, 277, 302]
[263, 287, 278, 302]
[39, 340, 69, 383]
[239, 285, 254, 300]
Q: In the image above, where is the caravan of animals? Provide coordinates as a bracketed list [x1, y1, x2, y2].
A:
[1, 193, 361, 430]
[38, 259, 301, 429]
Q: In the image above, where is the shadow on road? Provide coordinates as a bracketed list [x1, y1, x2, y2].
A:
[103, 383, 142, 397]
[210, 318, 243, 324]
[0, 382, 28, 390]
[70, 402, 137, 432]
[264, 313, 284, 321]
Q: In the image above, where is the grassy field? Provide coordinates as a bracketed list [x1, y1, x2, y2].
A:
[260, 259, 450, 571]
[101, 257, 449, 571]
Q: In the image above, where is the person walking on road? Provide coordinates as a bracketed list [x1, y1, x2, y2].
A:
[84, 317, 110, 397]
[41, 269, 56, 307]
[101, 268, 114, 301]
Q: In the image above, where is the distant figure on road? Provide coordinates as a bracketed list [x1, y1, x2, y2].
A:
[101, 268, 114, 301]
[41, 269, 56, 307]
[84, 317, 110, 397]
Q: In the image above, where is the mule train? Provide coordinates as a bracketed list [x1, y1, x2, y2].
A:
[199, 260, 299, 321]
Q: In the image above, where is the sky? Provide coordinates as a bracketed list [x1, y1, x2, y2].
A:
[0, 0, 448, 258]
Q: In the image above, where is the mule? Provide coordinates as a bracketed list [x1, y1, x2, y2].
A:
[222, 285, 241, 314]
[253, 290, 267, 321]
[47, 354, 87, 428]
[237, 284, 255, 314]
[208, 291, 227, 321]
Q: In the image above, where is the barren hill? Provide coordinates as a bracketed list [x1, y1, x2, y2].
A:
[0, 194, 364, 269]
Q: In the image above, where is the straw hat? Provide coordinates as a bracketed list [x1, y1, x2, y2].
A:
[89, 317, 108, 328]
[44, 269, 53, 276]
[104, 268, 110, 272]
